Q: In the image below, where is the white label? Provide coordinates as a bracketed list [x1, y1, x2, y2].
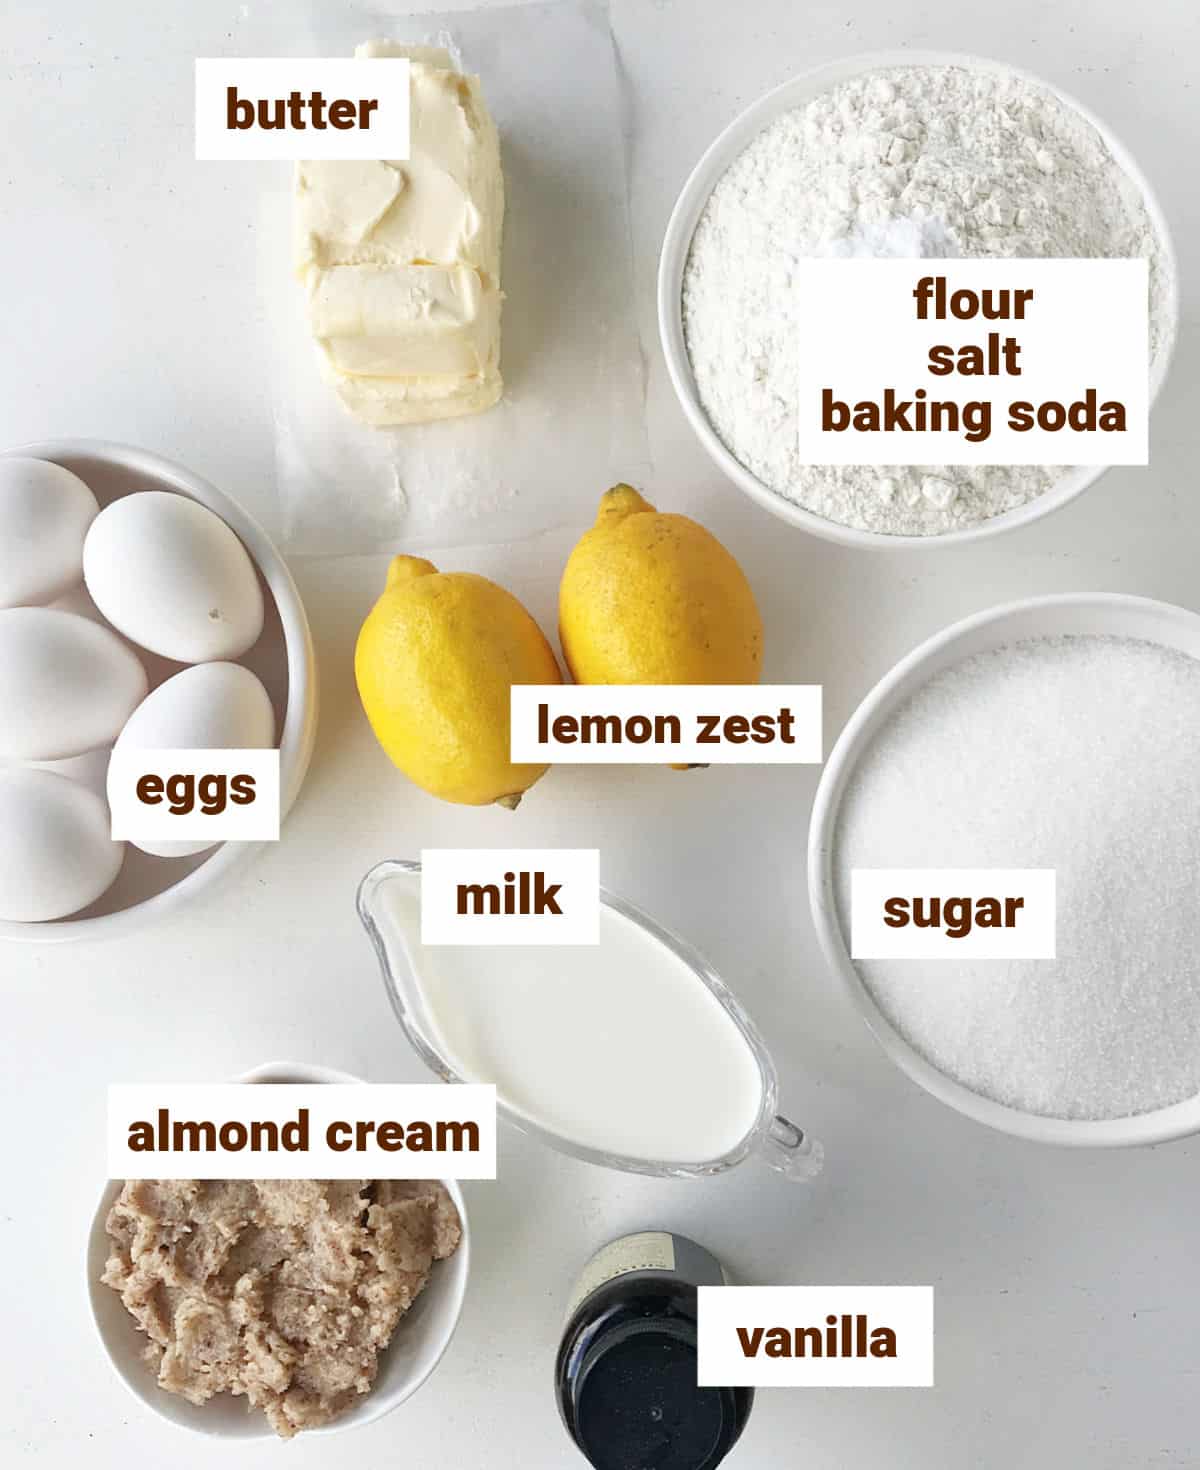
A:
[195, 58, 411, 160]
[697, 1286, 934, 1388]
[420, 848, 600, 945]
[850, 869, 1056, 959]
[107, 748, 280, 844]
[567, 1232, 677, 1319]
[510, 686, 822, 764]
[108, 1083, 496, 1179]
[795, 259, 1148, 465]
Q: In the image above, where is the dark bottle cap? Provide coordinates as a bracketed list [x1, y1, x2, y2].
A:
[571, 1317, 741, 1470]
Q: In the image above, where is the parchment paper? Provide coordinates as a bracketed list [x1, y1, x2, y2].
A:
[250, 0, 648, 556]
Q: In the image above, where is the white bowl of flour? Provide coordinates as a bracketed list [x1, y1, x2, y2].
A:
[809, 593, 1200, 1146]
[659, 53, 1178, 547]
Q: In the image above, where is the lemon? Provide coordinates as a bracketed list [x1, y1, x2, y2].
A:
[559, 485, 763, 686]
[355, 556, 561, 808]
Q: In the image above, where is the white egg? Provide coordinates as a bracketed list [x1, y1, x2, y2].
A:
[0, 768, 124, 922]
[113, 662, 276, 857]
[0, 457, 99, 608]
[83, 491, 265, 663]
[0, 607, 148, 760]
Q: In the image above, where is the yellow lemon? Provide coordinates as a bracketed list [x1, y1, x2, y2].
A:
[355, 556, 561, 808]
[559, 485, 764, 687]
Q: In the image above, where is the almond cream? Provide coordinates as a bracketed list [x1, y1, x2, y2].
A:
[102, 1177, 461, 1437]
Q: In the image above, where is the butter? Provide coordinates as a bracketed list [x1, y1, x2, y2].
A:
[310, 263, 501, 379]
[294, 162, 404, 262]
[294, 43, 504, 426]
[330, 367, 503, 427]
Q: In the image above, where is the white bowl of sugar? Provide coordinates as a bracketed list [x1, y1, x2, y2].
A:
[659, 52, 1179, 549]
[809, 593, 1200, 1146]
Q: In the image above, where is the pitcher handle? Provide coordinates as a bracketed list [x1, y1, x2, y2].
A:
[759, 1113, 824, 1182]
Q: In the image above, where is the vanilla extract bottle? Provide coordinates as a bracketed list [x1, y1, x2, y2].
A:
[556, 1232, 753, 1470]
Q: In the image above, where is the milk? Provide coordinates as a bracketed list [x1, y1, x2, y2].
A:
[378, 880, 765, 1165]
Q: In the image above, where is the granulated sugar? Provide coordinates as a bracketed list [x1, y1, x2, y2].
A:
[682, 65, 1174, 536]
[834, 634, 1200, 1120]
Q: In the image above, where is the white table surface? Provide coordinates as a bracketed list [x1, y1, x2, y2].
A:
[3, 0, 1199, 1465]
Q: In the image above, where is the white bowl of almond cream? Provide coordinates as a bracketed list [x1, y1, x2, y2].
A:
[87, 1062, 470, 1440]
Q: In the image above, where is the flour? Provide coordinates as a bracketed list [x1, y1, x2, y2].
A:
[682, 65, 1174, 536]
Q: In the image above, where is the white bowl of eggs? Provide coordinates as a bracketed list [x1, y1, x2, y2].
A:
[0, 440, 317, 943]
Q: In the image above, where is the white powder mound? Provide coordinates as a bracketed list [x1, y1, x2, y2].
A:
[682, 66, 1174, 536]
[834, 635, 1200, 1121]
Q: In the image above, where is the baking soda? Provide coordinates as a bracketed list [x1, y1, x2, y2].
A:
[682, 65, 1173, 536]
[834, 634, 1200, 1119]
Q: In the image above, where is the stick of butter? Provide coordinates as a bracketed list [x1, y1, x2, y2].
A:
[294, 42, 504, 426]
